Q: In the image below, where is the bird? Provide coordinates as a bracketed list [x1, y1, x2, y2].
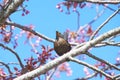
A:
[54, 31, 71, 56]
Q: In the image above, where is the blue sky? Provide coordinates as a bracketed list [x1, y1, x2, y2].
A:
[0, 0, 120, 80]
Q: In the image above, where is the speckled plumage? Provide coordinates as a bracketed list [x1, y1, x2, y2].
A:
[54, 31, 71, 56]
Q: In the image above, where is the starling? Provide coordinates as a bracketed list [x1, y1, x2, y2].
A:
[54, 31, 71, 56]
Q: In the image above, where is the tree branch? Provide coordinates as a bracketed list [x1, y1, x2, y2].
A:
[0, 61, 12, 74]
[0, 43, 24, 69]
[77, 63, 120, 80]
[95, 41, 120, 47]
[46, 67, 57, 80]
[86, 52, 120, 71]
[103, 4, 120, 15]
[14, 27, 120, 80]
[66, 0, 120, 4]
[5, 22, 55, 43]
[0, 0, 24, 24]
[77, 72, 96, 80]
[90, 8, 120, 40]
[77, 6, 105, 35]
[68, 57, 113, 79]
[0, 62, 19, 66]
[113, 74, 120, 80]
[89, 6, 106, 25]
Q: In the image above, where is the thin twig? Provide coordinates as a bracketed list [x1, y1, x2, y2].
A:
[68, 56, 113, 79]
[89, 6, 106, 25]
[113, 74, 120, 80]
[0, 43, 24, 69]
[103, 4, 120, 15]
[95, 43, 120, 47]
[75, 10, 80, 30]
[86, 51, 120, 71]
[89, 8, 120, 40]
[76, 6, 106, 38]
[77, 72, 97, 80]
[0, 62, 19, 66]
[46, 67, 57, 80]
[97, 41, 120, 47]
[108, 34, 120, 41]
[78, 8, 106, 34]
[6, 22, 55, 43]
[0, 61, 12, 74]
[76, 62, 120, 80]
[29, 38, 38, 54]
